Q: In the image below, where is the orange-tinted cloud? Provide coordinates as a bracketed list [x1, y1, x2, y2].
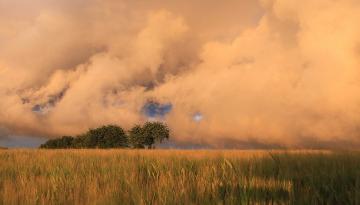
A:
[1, 0, 360, 148]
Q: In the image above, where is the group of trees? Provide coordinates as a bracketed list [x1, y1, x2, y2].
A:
[40, 122, 170, 149]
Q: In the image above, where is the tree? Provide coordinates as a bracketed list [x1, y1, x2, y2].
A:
[81, 125, 128, 148]
[128, 125, 145, 148]
[40, 136, 74, 149]
[101, 125, 128, 148]
[71, 134, 86, 148]
[141, 122, 170, 149]
[40, 125, 129, 149]
[40, 123, 170, 149]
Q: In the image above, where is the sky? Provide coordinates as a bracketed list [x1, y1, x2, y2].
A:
[1, 0, 360, 148]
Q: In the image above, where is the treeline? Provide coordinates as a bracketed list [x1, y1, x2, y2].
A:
[40, 122, 170, 149]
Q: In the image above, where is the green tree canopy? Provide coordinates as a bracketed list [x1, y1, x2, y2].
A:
[141, 122, 170, 149]
[81, 125, 128, 148]
[40, 123, 170, 149]
[40, 136, 74, 149]
[128, 125, 145, 149]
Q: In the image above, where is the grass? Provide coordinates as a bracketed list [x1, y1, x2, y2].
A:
[0, 149, 359, 205]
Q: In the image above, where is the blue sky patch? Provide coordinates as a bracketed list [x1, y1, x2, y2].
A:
[142, 101, 173, 118]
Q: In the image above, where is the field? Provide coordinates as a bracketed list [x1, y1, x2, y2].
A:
[0, 150, 359, 205]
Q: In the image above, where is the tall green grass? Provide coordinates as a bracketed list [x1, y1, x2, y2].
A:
[0, 150, 359, 204]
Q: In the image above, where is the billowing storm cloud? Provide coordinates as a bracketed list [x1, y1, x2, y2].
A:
[1, 0, 360, 148]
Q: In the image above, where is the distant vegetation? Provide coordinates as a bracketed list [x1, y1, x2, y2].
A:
[40, 122, 169, 149]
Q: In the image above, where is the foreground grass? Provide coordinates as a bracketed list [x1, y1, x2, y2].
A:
[0, 150, 359, 205]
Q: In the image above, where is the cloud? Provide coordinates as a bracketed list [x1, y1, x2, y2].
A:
[1, 0, 360, 148]
[0, 127, 10, 140]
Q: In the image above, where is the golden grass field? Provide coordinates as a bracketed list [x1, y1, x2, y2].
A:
[0, 149, 359, 205]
